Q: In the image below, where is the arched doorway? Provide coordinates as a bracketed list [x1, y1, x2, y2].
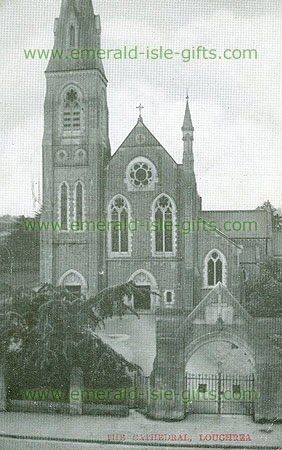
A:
[57, 269, 88, 296]
[185, 333, 256, 416]
[128, 269, 160, 311]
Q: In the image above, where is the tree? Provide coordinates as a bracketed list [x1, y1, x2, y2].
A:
[0, 284, 27, 357]
[245, 257, 282, 317]
[0, 281, 150, 396]
[257, 201, 282, 231]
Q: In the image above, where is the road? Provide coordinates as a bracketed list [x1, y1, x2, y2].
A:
[0, 436, 279, 450]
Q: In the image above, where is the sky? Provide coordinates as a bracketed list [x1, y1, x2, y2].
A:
[0, 0, 281, 216]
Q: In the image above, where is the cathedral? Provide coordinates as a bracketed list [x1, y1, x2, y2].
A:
[40, 0, 282, 421]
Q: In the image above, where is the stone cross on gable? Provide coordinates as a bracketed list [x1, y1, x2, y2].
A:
[136, 103, 144, 118]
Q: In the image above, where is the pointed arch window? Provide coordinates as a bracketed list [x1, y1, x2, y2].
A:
[204, 250, 227, 287]
[63, 88, 82, 132]
[69, 25, 76, 48]
[56, 149, 68, 165]
[108, 196, 130, 255]
[74, 181, 85, 223]
[59, 182, 69, 231]
[74, 149, 87, 165]
[152, 194, 176, 255]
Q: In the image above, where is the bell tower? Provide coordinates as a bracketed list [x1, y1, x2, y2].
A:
[40, 0, 110, 295]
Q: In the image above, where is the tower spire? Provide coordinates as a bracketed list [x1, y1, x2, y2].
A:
[61, 0, 95, 17]
[46, 0, 104, 74]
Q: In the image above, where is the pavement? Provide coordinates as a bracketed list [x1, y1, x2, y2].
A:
[0, 410, 281, 450]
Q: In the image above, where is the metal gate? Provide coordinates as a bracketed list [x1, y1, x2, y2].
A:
[185, 373, 255, 416]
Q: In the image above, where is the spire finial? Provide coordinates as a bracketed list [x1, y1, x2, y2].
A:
[136, 103, 144, 119]
[182, 90, 194, 138]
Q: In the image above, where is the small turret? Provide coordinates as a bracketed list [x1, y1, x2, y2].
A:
[182, 94, 194, 142]
[182, 95, 195, 177]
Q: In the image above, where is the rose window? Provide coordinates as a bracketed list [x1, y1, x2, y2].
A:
[129, 161, 153, 188]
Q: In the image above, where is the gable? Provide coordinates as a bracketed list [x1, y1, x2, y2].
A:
[187, 282, 252, 326]
[111, 118, 178, 166]
[119, 119, 161, 148]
